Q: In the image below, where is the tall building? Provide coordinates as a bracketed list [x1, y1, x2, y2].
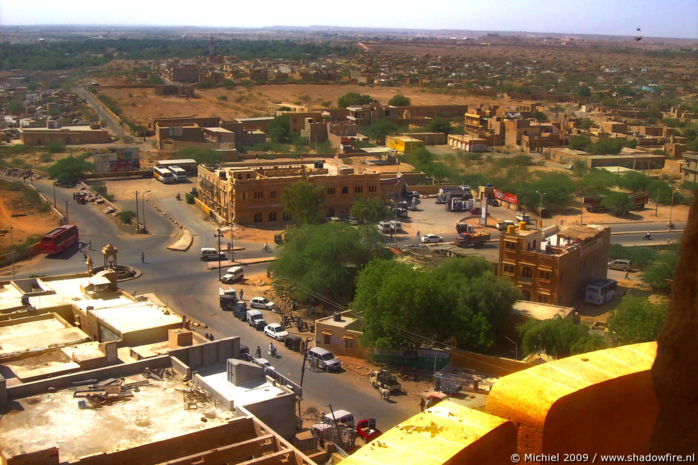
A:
[497, 223, 611, 306]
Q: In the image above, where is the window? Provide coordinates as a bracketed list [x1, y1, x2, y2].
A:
[270, 191, 276, 198]
[323, 334, 331, 345]
[539, 270, 551, 282]
[241, 192, 247, 200]
[354, 185, 363, 193]
[504, 241, 517, 251]
[368, 185, 377, 193]
[537, 294, 550, 303]
[327, 187, 336, 195]
[502, 264, 515, 275]
[342, 186, 348, 194]
[254, 192, 263, 200]
[253, 213, 262, 223]
[520, 267, 533, 283]
[283, 212, 292, 222]
[269, 212, 277, 222]
[345, 339, 353, 349]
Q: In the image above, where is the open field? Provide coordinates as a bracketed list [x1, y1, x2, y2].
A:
[94, 83, 499, 126]
[0, 180, 58, 254]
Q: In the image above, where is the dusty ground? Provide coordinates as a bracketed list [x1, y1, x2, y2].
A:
[0, 180, 59, 254]
[95, 83, 498, 126]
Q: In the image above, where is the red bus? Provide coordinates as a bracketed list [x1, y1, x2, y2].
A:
[41, 224, 80, 255]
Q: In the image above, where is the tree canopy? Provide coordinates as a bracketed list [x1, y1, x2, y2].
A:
[268, 115, 291, 143]
[388, 94, 411, 106]
[518, 316, 607, 358]
[175, 147, 223, 165]
[282, 181, 324, 225]
[427, 117, 453, 134]
[337, 92, 373, 108]
[531, 110, 548, 122]
[353, 257, 520, 351]
[365, 119, 398, 143]
[349, 197, 393, 224]
[270, 223, 389, 300]
[47, 155, 93, 185]
[607, 295, 666, 345]
[601, 192, 635, 216]
[643, 246, 679, 293]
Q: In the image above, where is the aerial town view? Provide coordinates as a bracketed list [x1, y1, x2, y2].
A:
[0, 1, 696, 463]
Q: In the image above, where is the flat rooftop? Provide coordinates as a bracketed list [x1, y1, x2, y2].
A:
[19, 125, 105, 132]
[197, 366, 288, 407]
[512, 300, 575, 320]
[87, 302, 181, 335]
[0, 315, 89, 360]
[318, 314, 360, 329]
[0, 373, 236, 463]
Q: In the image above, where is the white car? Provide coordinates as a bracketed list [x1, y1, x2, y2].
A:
[250, 296, 275, 310]
[253, 357, 275, 373]
[264, 323, 288, 341]
[420, 234, 443, 243]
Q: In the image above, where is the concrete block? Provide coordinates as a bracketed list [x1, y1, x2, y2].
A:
[227, 359, 264, 385]
[168, 329, 193, 350]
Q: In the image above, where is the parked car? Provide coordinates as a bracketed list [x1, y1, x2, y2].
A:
[264, 323, 288, 341]
[253, 357, 275, 373]
[515, 213, 531, 224]
[608, 259, 632, 271]
[487, 198, 499, 207]
[307, 347, 342, 372]
[470, 207, 482, 216]
[250, 296, 275, 310]
[496, 220, 516, 231]
[221, 266, 244, 283]
[253, 319, 268, 331]
[420, 234, 443, 243]
[200, 247, 225, 261]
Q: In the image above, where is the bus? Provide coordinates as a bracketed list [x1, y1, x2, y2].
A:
[585, 278, 618, 306]
[153, 166, 176, 184]
[169, 166, 187, 182]
[41, 224, 79, 255]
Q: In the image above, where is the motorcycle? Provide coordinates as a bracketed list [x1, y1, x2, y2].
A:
[643, 232, 652, 240]
[176, 193, 181, 201]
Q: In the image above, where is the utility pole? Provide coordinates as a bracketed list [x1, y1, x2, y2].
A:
[53, 183, 56, 208]
[669, 188, 676, 227]
[215, 229, 223, 281]
[141, 190, 150, 234]
[134, 190, 140, 233]
[229, 223, 234, 262]
[10, 225, 15, 280]
[65, 200, 69, 223]
[655, 187, 659, 217]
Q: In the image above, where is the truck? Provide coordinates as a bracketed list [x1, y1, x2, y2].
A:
[369, 370, 402, 394]
[436, 185, 472, 204]
[455, 232, 490, 248]
[447, 197, 473, 212]
[219, 288, 237, 310]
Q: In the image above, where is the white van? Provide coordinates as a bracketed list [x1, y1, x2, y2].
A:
[247, 309, 264, 327]
[307, 347, 341, 372]
[200, 248, 224, 261]
[221, 266, 244, 283]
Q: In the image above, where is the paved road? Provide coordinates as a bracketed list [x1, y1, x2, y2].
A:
[74, 87, 125, 137]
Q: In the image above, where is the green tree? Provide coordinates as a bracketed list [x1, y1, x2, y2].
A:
[531, 110, 548, 122]
[282, 181, 324, 225]
[643, 246, 679, 293]
[608, 244, 658, 268]
[569, 134, 591, 151]
[175, 147, 222, 165]
[619, 171, 651, 193]
[354, 257, 520, 351]
[578, 117, 593, 130]
[45, 141, 67, 154]
[601, 192, 635, 216]
[518, 316, 607, 358]
[47, 155, 93, 185]
[573, 85, 592, 97]
[388, 94, 411, 106]
[270, 223, 388, 300]
[8, 100, 24, 115]
[337, 92, 373, 108]
[589, 138, 625, 155]
[608, 295, 666, 344]
[365, 119, 398, 144]
[268, 115, 290, 142]
[427, 117, 453, 134]
[350, 197, 393, 224]
[118, 210, 136, 224]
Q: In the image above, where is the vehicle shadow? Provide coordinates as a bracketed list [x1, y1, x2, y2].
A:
[44, 243, 81, 260]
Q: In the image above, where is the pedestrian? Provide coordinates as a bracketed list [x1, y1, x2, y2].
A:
[239, 289, 243, 300]
[416, 229, 420, 239]
[420, 397, 426, 412]
[88, 240, 92, 250]
[141, 251, 145, 264]
[624, 268, 630, 280]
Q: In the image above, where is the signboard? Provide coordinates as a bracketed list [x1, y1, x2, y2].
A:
[494, 188, 518, 205]
[481, 200, 488, 225]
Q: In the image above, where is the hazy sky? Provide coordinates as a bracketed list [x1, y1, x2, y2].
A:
[1, 0, 697, 39]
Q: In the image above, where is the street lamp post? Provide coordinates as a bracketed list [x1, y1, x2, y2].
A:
[669, 187, 676, 228]
[535, 190, 546, 228]
[214, 229, 223, 281]
[229, 223, 234, 262]
[505, 336, 518, 360]
[134, 190, 140, 233]
[141, 190, 151, 234]
[9, 225, 15, 280]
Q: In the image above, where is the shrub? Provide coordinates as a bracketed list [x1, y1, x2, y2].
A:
[185, 192, 195, 204]
[118, 210, 136, 224]
[45, 141, 66, 153]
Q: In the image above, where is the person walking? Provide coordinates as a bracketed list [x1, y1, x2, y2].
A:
[624, 267, 630, 280]
[239, 289, 244, 300]
[141, 250, 145, 264]
[416, 229, 421, 240]
[420, 397, 426, 412]
[88, 240, 92, 250]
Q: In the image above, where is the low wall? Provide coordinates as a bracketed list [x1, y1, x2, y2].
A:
[450, 349, 531, 377]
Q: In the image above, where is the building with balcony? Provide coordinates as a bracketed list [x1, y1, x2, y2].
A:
[682, 152, 698, 183]
[197, 160, 403, 225]
[497, 223, 610, 305]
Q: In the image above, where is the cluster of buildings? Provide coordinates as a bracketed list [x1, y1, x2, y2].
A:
[0, 247, 315, 464]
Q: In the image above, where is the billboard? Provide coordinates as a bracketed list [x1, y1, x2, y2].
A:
[494, 188, 518, 205]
